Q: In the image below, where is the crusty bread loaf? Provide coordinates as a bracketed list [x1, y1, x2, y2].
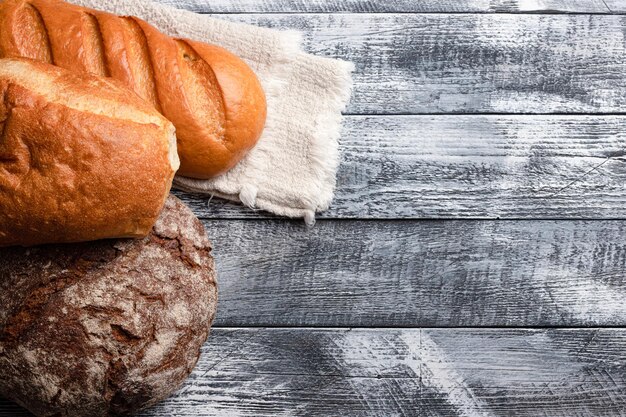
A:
[0, 196, 218, 417]
[0, 57, 178, 247]
[0, 0, 267, 179]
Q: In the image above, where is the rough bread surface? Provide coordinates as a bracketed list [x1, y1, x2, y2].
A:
[0, 196, 217, 417]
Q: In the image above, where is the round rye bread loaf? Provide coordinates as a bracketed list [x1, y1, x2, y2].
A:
[0, 196, 218, 417]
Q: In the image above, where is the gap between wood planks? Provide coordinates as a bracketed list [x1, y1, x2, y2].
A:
[210, 325, 626, 329]
[157, 0, 618, 14]
[342, 112, 626, 116]
[191, 214, 626, 222]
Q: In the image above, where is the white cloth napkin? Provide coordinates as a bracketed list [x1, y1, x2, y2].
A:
[72, 0, 354, 224]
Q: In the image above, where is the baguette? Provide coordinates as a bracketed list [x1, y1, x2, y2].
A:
[0, 0, 267, 179]
[0, 57, 178, 247]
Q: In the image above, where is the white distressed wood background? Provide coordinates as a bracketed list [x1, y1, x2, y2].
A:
[4, 0, 626, 415]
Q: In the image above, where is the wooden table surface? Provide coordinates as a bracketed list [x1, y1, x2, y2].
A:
[4, 0, 626, 415]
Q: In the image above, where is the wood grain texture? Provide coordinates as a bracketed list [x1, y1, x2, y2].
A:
[604, 1, 626, 12]
[179, 115, 626, 220]
[421, 328, 626, 416]
[155, 0, 613, 14]
[0, 2, 621, 416]
[195, 13, 626, 114]
[3, 328, 625, 416]
[207, 218, 626, 327]
[0, 328, 421, 417]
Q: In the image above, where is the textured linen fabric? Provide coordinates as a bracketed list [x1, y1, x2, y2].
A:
[72, 0, 354, 224]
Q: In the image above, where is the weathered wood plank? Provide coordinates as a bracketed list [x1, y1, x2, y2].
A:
[0, 328, 422, 416]
[155, 0, 613, 14]
[421, 329, 626, 416]
[3, 328, 625, 416]
[604, 1, 626, 12]
[179, 115, 626, 220]
[199, 13, 626, 114]
[208, 219, 626, 327]
[153, 328, 626, 416]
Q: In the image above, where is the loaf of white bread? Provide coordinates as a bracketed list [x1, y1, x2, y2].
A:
[0, 0, 267, 179]
[0, 0, 269, 247]
[0, 58, 179, 247]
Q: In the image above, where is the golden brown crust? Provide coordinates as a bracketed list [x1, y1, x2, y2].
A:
[97, 14, 162, 111]
[187, 40, 268, 177]
[0, 1, 52, 62]
[0, 0, 267, 179]
[0, 58, 178, 247]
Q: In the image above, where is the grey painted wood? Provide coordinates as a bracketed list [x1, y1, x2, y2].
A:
[0, 1, 621, 416]
[421, 328, 626, 416]
[0, 328, 421, 417]
[178, 115, 626, 220]
[604, 1, 626, 12]
[208, 218, 626, 327]
[155, 0, 613, 14]
[148, 328, 626, 416]
[196, 13, 626, 114]
[3, 328, 625, 416]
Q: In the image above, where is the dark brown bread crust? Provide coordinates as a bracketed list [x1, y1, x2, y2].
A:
[0, 196, 218, 417]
